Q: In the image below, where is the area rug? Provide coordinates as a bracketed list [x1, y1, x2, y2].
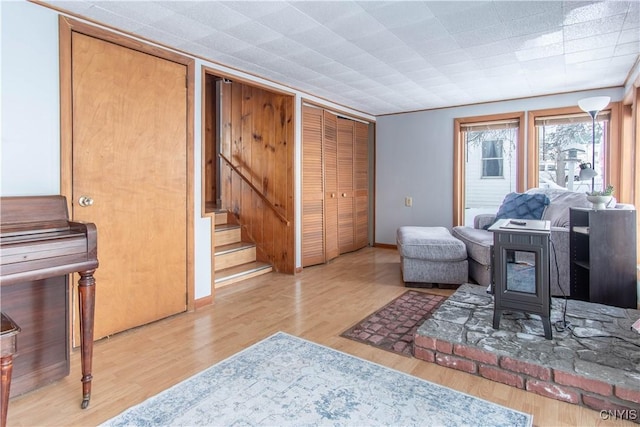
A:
[101, 332, 532, 427]
[341, 290, 446, 356]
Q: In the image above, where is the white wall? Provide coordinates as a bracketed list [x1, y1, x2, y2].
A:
[0, 0, 374, 300]
[375, 88, 623, 245]
[1, 1, 60, 196]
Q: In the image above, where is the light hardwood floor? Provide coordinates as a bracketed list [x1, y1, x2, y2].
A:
[7, 247, 632, 426]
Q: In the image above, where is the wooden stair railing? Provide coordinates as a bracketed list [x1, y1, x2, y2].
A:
[219, 153, 290, 226]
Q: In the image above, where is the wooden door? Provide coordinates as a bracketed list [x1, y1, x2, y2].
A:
[324, 111, 339, 261]
[302, 106, 325, 267]
[337, 117, 355, 254]
[71, 32, 188, 339]
[354, 121, 370, 250]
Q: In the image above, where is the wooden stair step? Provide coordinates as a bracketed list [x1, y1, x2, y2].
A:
[215, 261, 272, 288]
[215, 242, 256, 271]
[215, 223, 240, 231]
[214, 224, 242, 247]
[214, 210, 229, 225]
[215, 241, 255, 255]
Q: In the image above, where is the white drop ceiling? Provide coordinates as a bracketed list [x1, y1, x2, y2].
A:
[44, 1, 639, 116]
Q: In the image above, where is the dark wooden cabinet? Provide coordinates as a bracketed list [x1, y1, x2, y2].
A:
[569, 208, 637, 308]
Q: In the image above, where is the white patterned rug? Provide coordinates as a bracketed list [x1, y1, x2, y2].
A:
[101, 332, 532, 426]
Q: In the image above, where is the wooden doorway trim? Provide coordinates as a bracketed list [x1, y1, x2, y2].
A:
[58, 16, 196, 311]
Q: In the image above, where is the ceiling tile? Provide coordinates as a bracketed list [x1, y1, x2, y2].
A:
[226, 20, 284, 45]
[195, 30, 252, 54]
[495, 1, 562, 21]
[221, 1, 290, 20]
[452, 24, 512, 48]
[175, 2, 251, 30]
[256, 4, 319, 35]
[505, 12, 564, 38]
[41, 0, 639, 115]
[96, 1, 174, 25]
[516, 43, 564, 62]
[149, 12, 216, 41]
[563, 1, 632, 25]
[434, 2, 501, 35]
[565, 47, 615, 65]
[563, 14, 627, 41]
[361, 1, 434, 28]
[510, 30, 563, 51]
[564, 32, 622, 53]
[290, 1, 363, 26]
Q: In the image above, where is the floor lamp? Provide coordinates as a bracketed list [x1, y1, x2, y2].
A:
[577, 96, 610, 192]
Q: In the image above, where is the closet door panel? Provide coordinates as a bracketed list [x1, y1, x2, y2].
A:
[302, 106, 325, 267]
[324, 111, 339, 261]
[354, 122, 370, 249]
[337, 118, 355, 254]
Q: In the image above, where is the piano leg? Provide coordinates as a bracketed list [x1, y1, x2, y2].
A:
[77, 269, 96, 409]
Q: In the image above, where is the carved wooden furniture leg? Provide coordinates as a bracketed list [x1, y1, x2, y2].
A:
[1, 313, 20, 427]
[78, 270, 96, 409]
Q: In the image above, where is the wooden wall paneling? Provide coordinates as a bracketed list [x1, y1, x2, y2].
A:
[241, 84, 255, 234]
[619, 103, 633, 204]
[324, 111, 339, 261]
[354, 121, 369, 249]
[302, 106, 325, 266]
[231, 82, 244, 217]
[284, 96, 295, 273]
[605, 102, 621, 196]
[261, 93, 276, 264]
[220, 81, 232, 214]
[204, 75, 216, 209]
[218, 80, 295, 273]
[337, 117, 355, 254]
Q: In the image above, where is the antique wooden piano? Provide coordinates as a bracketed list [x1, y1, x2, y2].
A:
[0, 195, 98, 410]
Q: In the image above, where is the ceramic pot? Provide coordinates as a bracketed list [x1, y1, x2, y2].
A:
[586, 195, 612, 210]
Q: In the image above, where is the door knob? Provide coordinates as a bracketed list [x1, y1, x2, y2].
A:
[78, 196, 94, 207]
[342, 193, 347, 197]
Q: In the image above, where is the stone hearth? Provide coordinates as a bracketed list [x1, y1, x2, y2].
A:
[414, 284, 640, 421]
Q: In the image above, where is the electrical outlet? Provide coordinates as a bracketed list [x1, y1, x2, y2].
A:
[405, 197, 412, 207]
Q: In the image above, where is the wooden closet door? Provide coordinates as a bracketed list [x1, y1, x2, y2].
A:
[354, 121, 369, 250]
[324, 111, 339, 261]
[302, 106, 325, 267]
[71, 32, 188, 339]
[337, 117, 355, 254]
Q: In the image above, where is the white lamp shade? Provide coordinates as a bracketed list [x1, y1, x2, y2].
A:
[578, 96, 611, 114]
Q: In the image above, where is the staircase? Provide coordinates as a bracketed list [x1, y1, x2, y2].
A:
[213, 210, 272, 288]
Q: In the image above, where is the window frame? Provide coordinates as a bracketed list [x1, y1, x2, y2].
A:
[526, 104, 621, 195]
[453, 112, 525, 227]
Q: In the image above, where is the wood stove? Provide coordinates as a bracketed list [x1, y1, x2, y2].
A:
[489, 219, 552, 339]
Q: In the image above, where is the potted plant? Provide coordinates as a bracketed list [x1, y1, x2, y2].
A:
[586, 185, 614, 210]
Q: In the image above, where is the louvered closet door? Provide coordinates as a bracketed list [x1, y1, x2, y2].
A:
[354, 121, 369, 250]
[302, 106, 325, 267]
[337, 117, 355, 254]
[324, 111, 339, 261]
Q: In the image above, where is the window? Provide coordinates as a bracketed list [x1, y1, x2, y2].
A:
[481, 140, 503, 178]
[453, 113, 525, 227]
[526, 105, 621, 197]
[534, 111, 610, 193]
